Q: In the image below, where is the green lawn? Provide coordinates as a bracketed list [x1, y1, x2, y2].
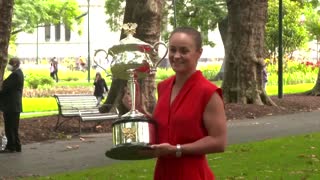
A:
[23, 132, 320, 179]
[18, 83, 320, 179]
[21, 83, 315, 118]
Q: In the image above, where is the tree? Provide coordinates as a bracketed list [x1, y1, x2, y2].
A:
[168, 0, 226, 46]
[101, 0, 165, 114]
[0, 0, 15, 136]
[12, 0, 83, 35]
[302, 4, 320, 95]
[265, 0, 308, 62]
[215, 0, 309, 80]
[105, 0, 227, 45]
[0, 0, 14, 88]
[2, 0, 83, 88]
[0, 0, 82, 133]
[105, 0, 229, 83]
[222, 0, 275, 105]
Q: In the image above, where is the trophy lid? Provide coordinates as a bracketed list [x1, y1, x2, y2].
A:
[108, 23, 155, 80]
[108, 23, 153, 56]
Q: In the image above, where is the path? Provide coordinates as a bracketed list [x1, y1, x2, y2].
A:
[0, 110, 319, 178]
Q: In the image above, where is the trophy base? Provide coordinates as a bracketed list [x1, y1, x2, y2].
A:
[105, 143, 155, 160]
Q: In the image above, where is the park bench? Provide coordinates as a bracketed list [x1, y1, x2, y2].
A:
[53, 94, 119, 134]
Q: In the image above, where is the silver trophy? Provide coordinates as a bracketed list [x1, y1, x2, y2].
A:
[97, 23, 168, 160]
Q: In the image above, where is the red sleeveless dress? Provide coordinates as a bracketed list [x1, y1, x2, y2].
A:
[153, 71, 222, 180]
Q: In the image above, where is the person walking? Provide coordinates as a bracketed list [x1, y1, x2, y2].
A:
[50, 57, 58, 82]
[0, 57, 24, 153]
[150, 27, 227, 179]
[78, 56, 86, 71]
[93, 72, 108, 106]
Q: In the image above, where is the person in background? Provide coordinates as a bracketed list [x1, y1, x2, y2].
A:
[262, 65, 268, 90]
[50, 57, 58, 82]
[0, 57, 24, 153]
[78, 56, 86, 71]
[93, 72, 109, 106]
[150, 27, 227, 179]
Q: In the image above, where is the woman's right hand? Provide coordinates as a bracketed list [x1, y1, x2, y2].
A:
[150, 143, 176, 157]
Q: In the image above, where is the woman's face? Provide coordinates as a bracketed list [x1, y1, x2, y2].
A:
[168, 32, 202, 74]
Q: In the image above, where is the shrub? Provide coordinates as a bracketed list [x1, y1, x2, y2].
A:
[25, 74, 54, 89]
[64, 76, 79, 81]
[156, 68, 175, 80]
[198, 65, 220, 81]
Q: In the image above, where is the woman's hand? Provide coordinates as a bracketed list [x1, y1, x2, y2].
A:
[150, 143, 176, 157]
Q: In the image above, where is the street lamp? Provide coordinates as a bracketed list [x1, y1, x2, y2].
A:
[87, 0, 91, 82]
[173, 0, 177, 28]
[278, 0, 283, 99]
[36, 25, 39, 64]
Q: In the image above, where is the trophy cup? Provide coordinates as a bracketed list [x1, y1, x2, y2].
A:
[102, 23, 168, 160]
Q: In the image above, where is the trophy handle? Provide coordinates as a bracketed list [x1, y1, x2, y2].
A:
[152, 42, 168, 68]
[93, 49, 113, 76]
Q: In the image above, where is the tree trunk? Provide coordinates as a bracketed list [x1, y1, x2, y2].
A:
[306, 67, 320, 96]
[213, 16, 228, 81]
[0, 0, 15, 135]
[101, 0, 164, 115]
[222, 0, 275, 105]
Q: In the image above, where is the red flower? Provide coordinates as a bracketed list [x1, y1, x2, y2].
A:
[138, 45, 152, 53]
[305, 61, 314, 66]
[135, 60, 150, 73]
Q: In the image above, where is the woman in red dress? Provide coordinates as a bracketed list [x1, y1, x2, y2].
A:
[151, 27, 227, 180]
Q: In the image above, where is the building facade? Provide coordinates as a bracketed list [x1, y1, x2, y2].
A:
[15, 0, 120, 64]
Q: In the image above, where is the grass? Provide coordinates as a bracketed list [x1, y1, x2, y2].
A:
[22, 97, 57, 112]
[17, 81, 319, 179]
[22, 132, 320, 179]
[20, 83, 315, 118]
[266, 83, 314, 95]
[214, 133, 320, 179]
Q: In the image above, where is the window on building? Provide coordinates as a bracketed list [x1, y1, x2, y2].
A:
[65, 26, 71, 41]
[45, 24, 51, 41]
[55, 23, 61, 41]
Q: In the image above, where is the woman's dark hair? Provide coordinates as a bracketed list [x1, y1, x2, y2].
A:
[169, 27, 202, 50]
[96, 72, 101, 77]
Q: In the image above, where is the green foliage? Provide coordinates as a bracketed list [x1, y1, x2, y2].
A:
[266, 60, 319, 85]
[105, 0, 124, 31]
[266, 0, 308, 57]
[18, 62, 318, 112]
[156, 65, 220, 81]
[302, 4, 320, 41]
[12, 0, 83, 35]
[25, 73, 54, 89]
[104, 0, 227, 46]
[172, 0, 226, 46]
[64, 76, 79, 81]
[198, 64, 220, 81]
[156, 68, 175, 80]
[22, 66, 109, 83]
[21, 83, 314, 114]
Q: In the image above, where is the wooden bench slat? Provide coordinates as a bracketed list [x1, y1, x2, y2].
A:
[80, 113, 119, 121]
